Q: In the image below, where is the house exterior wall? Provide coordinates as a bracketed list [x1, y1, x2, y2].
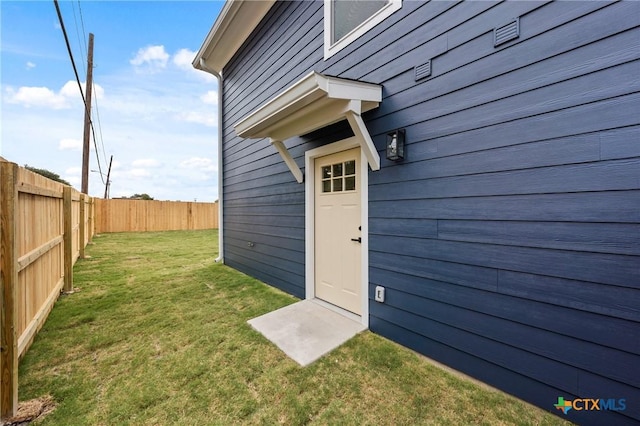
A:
[220, 1, 640, 424]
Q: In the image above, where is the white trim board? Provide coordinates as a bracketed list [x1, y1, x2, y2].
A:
[305, 138, 369, 328]
[324, 0, 402, 59]
[234, 72, 382, 183]
[193, 0, 276, 75]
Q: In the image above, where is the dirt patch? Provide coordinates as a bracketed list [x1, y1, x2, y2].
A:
[1, 395, 56, 426]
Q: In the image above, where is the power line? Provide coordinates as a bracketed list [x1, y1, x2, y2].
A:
[77, 1, 89, 65]
[76, 1, 108, 180]
[71, 1, 87, 74]
[93, 95, 108, 169]
[53, 0, 104, 180]
[75, 0, 109, 179]
[53, 0, 87, 112]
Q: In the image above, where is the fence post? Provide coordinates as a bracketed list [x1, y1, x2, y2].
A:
[63, 187, 73, 293]
[187, 202, 194, 230]
[0, 161, 19, 419]
[88, 197, 94, 242]
[79, 194, 86, 259]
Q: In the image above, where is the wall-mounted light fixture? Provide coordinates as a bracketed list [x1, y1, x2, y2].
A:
[386, 129, 405, 161]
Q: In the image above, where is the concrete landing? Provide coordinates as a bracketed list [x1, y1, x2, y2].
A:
[248, 299, 366, 366]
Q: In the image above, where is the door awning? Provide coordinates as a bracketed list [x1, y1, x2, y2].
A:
[234, 72, 382, 183]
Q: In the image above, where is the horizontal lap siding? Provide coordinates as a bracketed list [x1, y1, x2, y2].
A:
[221, 0, 640, 423]
[362, 2, 640, 424]
[222, 1, 325, 298]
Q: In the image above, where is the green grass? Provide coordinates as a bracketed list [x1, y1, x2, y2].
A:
[18, 230, 569, 425]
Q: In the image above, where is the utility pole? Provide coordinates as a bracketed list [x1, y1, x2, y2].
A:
[104, 155, 113, 199]
[81, 33, 94, 194]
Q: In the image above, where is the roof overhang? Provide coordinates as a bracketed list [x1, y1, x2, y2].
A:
[192, 0, 276, 74]
[235, 72, 382, 183]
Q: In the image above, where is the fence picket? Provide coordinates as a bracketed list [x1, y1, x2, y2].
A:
[0, 159, 218, 419]
[94, 199, 218, 233]
[0, 161, 19, 419]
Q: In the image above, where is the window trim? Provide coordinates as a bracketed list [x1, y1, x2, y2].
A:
[324, 0, 402, 59]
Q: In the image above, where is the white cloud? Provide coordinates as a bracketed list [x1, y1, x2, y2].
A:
[173, 48, 216, 82]
[132, 158, 161, 168]
[63, 168, 81, 187]
[173, 48, 194, 70]
[176, 111, 216, 127]
[59, 138, 82, 151]
[66, 175, 81, 186]
[93, 83, 105, 100]
[26, 61, 36, 70]
[60, 81, 105, 100]
[4, 81, 104, 110]
[58, 81, 77, 98]
[2, 41, 218, 202]
[180, 157, 216, 171]
[5, 86, 69, 109]
[130, 45, 169, 72]
[200, 90, 218, 105]
[130, 168, 151, 177]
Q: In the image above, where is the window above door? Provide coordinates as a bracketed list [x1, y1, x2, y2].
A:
[324, 0, 402, 59]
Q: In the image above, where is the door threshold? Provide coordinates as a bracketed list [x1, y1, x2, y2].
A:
[310, 298, 364, 326]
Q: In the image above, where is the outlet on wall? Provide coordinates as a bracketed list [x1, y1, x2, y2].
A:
[375, 286, 385, 303]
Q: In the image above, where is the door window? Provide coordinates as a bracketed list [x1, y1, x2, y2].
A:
[321, 159, 356, 193]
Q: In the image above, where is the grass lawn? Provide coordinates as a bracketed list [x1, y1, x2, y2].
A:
[17, 230, 569, 425]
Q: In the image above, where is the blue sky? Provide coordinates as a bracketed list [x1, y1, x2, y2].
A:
[1, 1, 224, 201]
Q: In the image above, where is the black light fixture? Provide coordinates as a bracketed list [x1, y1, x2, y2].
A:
[386, 129, 405, 161]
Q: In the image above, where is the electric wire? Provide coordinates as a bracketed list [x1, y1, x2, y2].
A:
[72, 0, 107, 184]
[76, 1, 89, 66]
[71, 1, 87, 74]
[53, 0, 105, 181]
[71, 0, 104, 185]
[93, 97, 108, 169]
[77, 0, 109, 180]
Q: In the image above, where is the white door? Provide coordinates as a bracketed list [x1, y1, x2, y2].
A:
[314, 147, 362, 315]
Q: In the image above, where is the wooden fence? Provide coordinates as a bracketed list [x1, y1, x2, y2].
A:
[0, 159, 217, 418]
[94, 198, 218, 233]
[1, 160, 93, 418]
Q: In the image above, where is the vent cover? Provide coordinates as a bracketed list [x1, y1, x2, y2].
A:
[494, 18, 520, 47]
[415, 60, 432, 81]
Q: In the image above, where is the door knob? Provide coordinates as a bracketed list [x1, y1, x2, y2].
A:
[351, 237, 361, 243]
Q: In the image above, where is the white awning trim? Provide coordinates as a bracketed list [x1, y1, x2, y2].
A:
[234, 72, 382, 182]
[345, 111, 380, 172]
[271, 139, 304, 183]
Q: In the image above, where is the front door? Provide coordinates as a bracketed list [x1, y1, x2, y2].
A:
[314, 147, 361, 315]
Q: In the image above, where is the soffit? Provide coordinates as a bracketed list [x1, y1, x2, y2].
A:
[234, 72, 383, 182]
[193, 0, 276, 74]
[235, 72, 382, 141]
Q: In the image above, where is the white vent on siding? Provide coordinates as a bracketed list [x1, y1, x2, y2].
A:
[494, 18, 520, 47]
[415, 60, 431, 81]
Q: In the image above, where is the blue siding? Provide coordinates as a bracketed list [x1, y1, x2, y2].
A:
[220, 1, 640, 424]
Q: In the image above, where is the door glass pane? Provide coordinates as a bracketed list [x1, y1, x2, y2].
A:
[345, 160, 356, 175]
[321, 159, 357, 193]
[332, 0, 389, 43]
[333, 178, 343, 192]
[345, 176, 356, 191]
